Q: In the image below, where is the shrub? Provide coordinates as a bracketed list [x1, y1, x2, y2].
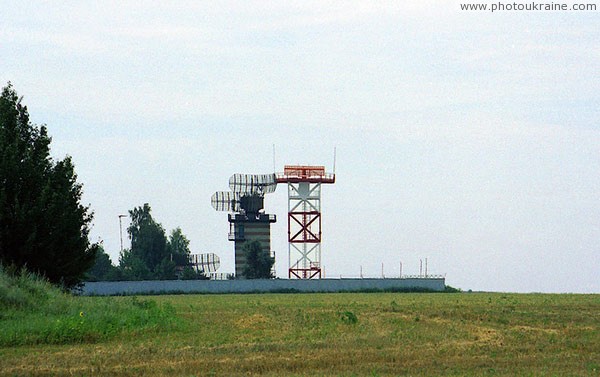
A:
[340, 310, 359, 324]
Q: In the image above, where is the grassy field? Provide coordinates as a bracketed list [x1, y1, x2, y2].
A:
[1, 289, 598, 376]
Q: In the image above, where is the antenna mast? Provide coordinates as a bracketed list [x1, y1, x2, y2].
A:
[272, 144, 276, 173]
[333, 147, 337, 175]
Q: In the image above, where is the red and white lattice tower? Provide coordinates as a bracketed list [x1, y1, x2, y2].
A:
[276, 166, 335, 279]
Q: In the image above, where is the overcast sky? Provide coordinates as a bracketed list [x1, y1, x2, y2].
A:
[2, 1, 598, 292]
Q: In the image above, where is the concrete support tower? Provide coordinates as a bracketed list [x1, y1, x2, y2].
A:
[228, 195, 276, 277]
[211, 174, 278, 279]
[276, 166, 335, 279]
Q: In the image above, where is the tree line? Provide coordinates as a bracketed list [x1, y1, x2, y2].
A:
[88, 204, 275, 281]
[1, 83, 273, 286]
[0, 83, 204, 286]
[87, 203, 207, 281]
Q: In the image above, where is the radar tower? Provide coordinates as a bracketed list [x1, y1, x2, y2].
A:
[276, 165, 335, 279]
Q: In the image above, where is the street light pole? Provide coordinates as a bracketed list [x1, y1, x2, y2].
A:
[118, 214, 127, 253]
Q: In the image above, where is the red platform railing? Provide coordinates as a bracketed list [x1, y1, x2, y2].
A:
[276, 165, 335, 184]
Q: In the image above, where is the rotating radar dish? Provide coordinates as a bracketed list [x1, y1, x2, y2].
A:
[211, 191, 240, 212]
[229, 173, 277, 195]
[189, 253, 220, 273]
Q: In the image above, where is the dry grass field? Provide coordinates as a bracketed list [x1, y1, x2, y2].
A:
[1, 291, 598, 376]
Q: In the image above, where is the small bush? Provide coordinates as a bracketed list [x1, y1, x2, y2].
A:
[340, 311, 358, 324]
[444, 285, 462, 293]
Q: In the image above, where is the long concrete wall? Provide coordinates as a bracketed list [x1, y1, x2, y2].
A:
[80, 278, 446, 296]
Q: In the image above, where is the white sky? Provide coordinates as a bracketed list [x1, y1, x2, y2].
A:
[1, 1, 598, 292]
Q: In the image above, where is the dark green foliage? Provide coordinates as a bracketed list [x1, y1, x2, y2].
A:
[180, 266, 209, 280]
[444, 285, 462, 293]
[168, 228, 208, 279]
[168, 227, 192, 266]
[119, 249, 152, 280]
[242, 240, 274, 279]
[0, 83, 97, 288]
[86, 246, 121, 281]
[126, 203, 170, 273]
[340, 310, 358, 324]
[119, 204, 193, 280]
[155, 258, 177, 280]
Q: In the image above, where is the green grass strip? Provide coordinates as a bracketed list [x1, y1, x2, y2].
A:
[0, 266, 180, 346]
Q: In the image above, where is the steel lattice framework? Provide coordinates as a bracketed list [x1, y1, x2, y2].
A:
[276, 165, 335, 279]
